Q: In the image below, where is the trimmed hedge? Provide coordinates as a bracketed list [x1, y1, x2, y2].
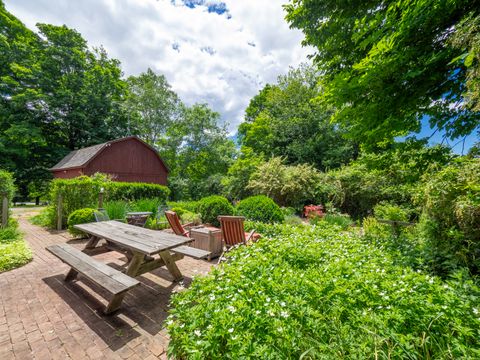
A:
[48, 175, 170, 228]
[67, 208, 96, 237]
[236, 195, 284, 223]
[197, 195, 234, 227]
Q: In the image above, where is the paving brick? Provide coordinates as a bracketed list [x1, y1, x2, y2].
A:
[1, 212, 214, 359]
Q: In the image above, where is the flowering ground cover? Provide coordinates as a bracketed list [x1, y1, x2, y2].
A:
[167, 222, 480, 359]
[0, 219, 32, 272]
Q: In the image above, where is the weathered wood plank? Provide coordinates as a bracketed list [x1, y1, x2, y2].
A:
[46, 244, 139, 294]
[74, 221, 192, 255]
[172, 246, 211, 260]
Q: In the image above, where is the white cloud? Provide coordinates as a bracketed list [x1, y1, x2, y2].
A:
[4, 0, 311, 132]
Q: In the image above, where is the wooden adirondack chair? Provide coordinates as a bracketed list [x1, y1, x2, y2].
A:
[217, 216, 260, 247]
[165, 210, 202, 237]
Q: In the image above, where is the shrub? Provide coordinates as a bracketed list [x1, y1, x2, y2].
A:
[167, 222, 480, 358]
[167, 200, 199, 213]
[415, 158, 480, 275]
[236, 195, 284, 223]
[197, 195, 233, 227]
[67, 208, 96, 237]
[373, 202, 410, 222]
[248, 157, 323, 208]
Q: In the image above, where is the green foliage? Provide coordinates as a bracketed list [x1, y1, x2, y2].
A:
[46, 175, 169, 229]
[67, 208, 96, 237]
[450, 13, 480, 112]
[327, 140, 454, 219]
[0, 169, 15, 200]
[105, 182, 170, 202]
[125, 68, 181, 145]
[221, 150, 263, 200]
[248, 157, 323, 208]
[415, 158, 480, 275]
[239, 64, 356, 170]
[179, 210, 202, 225]
[129, 198, 163, 217]
[0, 169, 15, 222]
[167, 222, 480, 358]
[285, 0, 480, 146]
[197, 195, 233, 227]
[318, 213, 352, 230]
[374, 203, 410, 222]
[0, 219, 32, 272]
[103, 201, 129, 221]
[236, 195, 284, 223]
[0, 5, 131, 198]
[167, 201, 199, 213]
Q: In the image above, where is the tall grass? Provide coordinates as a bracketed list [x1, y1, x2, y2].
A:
[103, 201, 129, 220]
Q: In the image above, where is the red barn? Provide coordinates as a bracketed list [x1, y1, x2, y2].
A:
[50, 136, 168, 185]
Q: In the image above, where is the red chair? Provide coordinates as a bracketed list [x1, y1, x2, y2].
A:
[165, 210, 202, 237]
[217, 216, 260, 247]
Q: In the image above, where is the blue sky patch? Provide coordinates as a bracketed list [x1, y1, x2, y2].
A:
[173, 0, 230, 17]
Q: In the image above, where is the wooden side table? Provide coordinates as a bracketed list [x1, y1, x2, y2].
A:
[189, 227, 223, 261]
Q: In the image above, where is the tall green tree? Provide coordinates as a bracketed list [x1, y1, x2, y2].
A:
[285, 0, 480, 146]
[0, 2, 130, 198]
[168, 104, 236, 200]
[125, 68, 181, 145]
[239, 64, 356, 170]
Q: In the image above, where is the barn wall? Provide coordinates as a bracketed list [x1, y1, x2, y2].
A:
[84, 139, 168, 185]
[52, 169, 83, 179]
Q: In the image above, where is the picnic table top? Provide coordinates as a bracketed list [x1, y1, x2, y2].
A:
[126, 212, 152, 216]
[74, 220, 192, 256]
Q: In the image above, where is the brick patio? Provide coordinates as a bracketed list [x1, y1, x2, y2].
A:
[0, 210, 213, 359]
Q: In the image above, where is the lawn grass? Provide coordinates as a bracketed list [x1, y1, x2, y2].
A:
[0, 220, 32, 272]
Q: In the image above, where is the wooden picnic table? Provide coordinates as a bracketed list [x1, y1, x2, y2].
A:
[47, 221, 210, 314]
[74, 220, 194, 280]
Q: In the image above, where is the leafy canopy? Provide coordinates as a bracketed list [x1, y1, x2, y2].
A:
[285, 0, 480, 146]
[239, 64, 356, 170]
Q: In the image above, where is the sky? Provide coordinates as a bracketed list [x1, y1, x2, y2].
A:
[4, 0, 478, 154]
[4, 0, 311, 133]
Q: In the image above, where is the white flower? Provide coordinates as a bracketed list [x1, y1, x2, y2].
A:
[473, 308, 479, 315]
[268, 311, 275, 316]
[266, 297, 271, 302]
[277, 327, 283, 332]
[228, 328, 234, 333]
[280, 302, 286, 307]
[227, 305, 236, 313]
[194, 330, 201, 337]
[209, 294, 216, 301]
[281, 311, 289, 318]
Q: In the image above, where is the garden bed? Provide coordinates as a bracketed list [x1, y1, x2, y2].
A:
[0, 220, 32, 272]
[167, 222, 480, 358]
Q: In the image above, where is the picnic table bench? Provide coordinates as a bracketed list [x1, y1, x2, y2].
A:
[46, 220, 210, 314]
[47, 243, 140, 314]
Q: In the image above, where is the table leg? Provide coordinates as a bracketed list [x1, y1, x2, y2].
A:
[159, 250, 183, 282]
[105, 293, 127, 314]
[64, 268, 78, 281]
[84, 235, 100, 250]
[125, 252, 145, 277]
